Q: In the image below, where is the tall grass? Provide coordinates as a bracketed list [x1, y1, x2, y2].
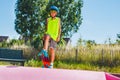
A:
[55, 45, 120, 67]
[2, 44, 120, 73]
[9, 44, 120, 67]
[11, 44, 120, 68]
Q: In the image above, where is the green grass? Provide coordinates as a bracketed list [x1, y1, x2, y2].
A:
[0, 44, 120, 73]
[24, 59, 120, 73]
[25, 59, 42, 67]
[0, 59, 120, 73]
[55, 45, 120, 67]
[0, 61, 13, 66]
[54, 61, 120, 73]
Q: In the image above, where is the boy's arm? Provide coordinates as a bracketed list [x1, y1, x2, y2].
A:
[45, 18, 48, 32]
[56, 18, 61, 42]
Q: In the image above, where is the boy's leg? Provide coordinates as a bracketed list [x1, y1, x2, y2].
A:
[48, 39, 57, 68]
[49, 47, 55, 63]
[38, 35, 50, 57]
[38, 34, 51, 68]
[43, 35, 50, 50]
[48, 47, 55, 68]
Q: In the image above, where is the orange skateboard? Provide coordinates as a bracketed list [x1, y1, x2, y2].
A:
[41, 54, 50, 68]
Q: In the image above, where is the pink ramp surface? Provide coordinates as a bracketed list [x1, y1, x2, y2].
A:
[105, 73, 120, 80]
[0, 66, 118, 80]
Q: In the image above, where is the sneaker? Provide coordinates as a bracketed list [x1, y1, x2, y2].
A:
[42, 65, 53, 69]
[43, 50, 48, 57]
[48, 65, 53, 69]
[48, 63, 53, 69]
[38, 49, 44, 56]
[41, 65, 44, 68]
[38, 49, 48, 57]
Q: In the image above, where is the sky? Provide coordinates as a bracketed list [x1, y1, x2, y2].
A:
[0, 0, 120, 46]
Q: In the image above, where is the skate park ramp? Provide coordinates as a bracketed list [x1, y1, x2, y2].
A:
[0, 66, 119, 80]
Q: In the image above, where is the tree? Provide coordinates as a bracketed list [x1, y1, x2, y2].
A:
[15, 0, 83, 49]
[47, 0, 83, 37]
[15, 0, 48, 48]
[116, 33, 120, 45]
[77, 38, 83, 46]
[9, 39, 24, 46]
[117, 34, 120, 39]
[86, 40, 96, 48]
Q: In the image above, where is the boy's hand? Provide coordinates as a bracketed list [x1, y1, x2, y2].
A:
[56, 37, 60, 42]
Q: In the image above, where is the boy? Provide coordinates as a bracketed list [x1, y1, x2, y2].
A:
[38, 6, 61, 68]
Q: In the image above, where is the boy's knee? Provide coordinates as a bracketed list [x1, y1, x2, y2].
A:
[50, 47, 54, 50]
[44, 35, 50, 40]
[50, 47, 55, 52]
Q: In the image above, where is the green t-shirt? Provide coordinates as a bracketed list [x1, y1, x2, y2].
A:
[46, 17, 60, 41]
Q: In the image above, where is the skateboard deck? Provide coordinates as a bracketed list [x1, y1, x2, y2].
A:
[41, 54, 50, 68]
